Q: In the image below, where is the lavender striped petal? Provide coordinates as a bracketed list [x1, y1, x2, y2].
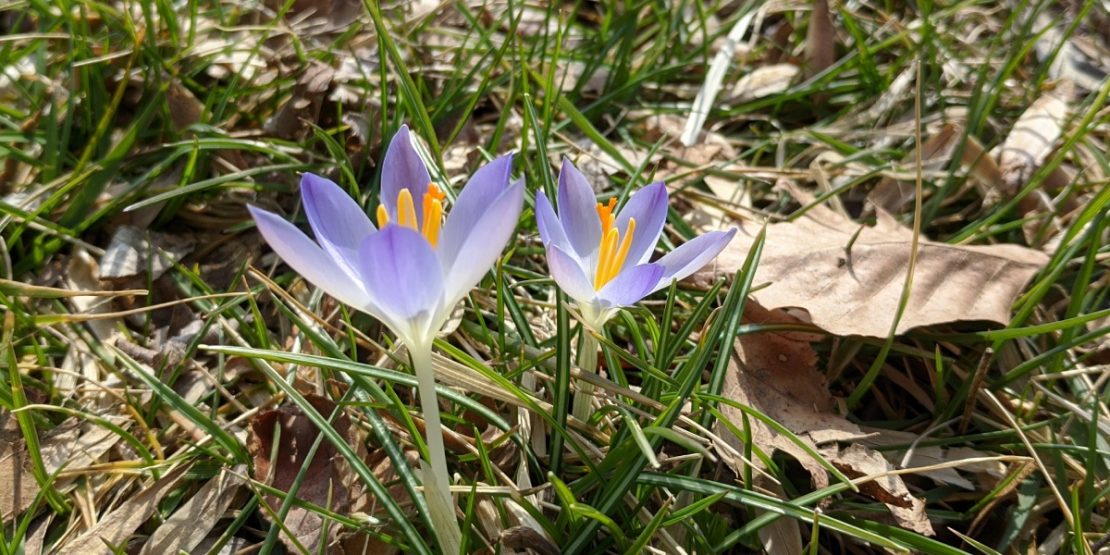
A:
[598, 263, 664, 307]
[358, 226, 443, 320]
[546, 244, 597, 305]
[535, 189, 572, 254]
[300, 173, 375, 276]
[613, 181, 668, 266]
[248, 205, 373, 312]
[438, 154, 513, 271]
[440, 180, 524, 305]
[380, 125, 431, 222]
[651, 228, 737, 293]
[556, 158, 602, 259]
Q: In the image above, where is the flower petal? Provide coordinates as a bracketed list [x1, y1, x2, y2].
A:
[380, 125, 431, 220]
[556, 158, 602, 259]
[358, 226, 444, 321]
[300, 173, 375, 276]
[598, 263, 664, 307]
[535, 189, 571, 253]
[440, 180, 524, 304]
[652, 228, 738, 293]
[546, 244, 597, 306]
[438, 154, 512, 269]
[248, 205, 373, 312]
[614, 181, 668, 266]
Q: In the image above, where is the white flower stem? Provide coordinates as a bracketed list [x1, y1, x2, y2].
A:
[411, 345, 462, 555]
[571, 330, 599, 422]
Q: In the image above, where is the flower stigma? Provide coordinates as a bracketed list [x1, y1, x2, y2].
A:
[593, 197, 636, 289]
[376, 183, 447, 247]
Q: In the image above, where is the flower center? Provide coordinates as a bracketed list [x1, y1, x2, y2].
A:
[593, 198, 636, 289]
[376, 183, 447, 247]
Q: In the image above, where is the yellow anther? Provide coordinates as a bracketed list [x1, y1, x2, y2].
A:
[611, 217, 636, 278]
[593, 217, 637, 289]
[378, 183, 447, 247]
[397, 189, 418, 229]
[594, 227, 619, 288]
[421, 183, 445, 246]
[376, 204, 389, 228]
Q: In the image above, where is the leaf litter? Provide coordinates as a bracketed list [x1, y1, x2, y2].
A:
[695, 181, 1049, 337]
[1, 0, 1108, 553]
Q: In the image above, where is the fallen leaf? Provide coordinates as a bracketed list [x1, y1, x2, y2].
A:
[138, 466, 245, 555]
[804, 0, 836, 78]
[729, 63, 799, 102]
[716, 315, 935, 537]
[66, 249, 116, 341]
[0, 411, 40, 521]
[248, 394, 358, 553]
[695, 183, 1049, 337]
[716, 302, 862, 493]
[56, 464, 192, 555]
[1034, 14, 1108, 92]
[823, 444, 935, 535]
[264, 61, 335, 140]
[40, 416, 129, 476]
[992, 82, 1073, 204]
[166, 81, 203, 133]
[99, 226, 195, 281]
[868, 123, 1007, 214]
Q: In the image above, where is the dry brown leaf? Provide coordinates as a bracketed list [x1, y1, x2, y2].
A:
[40, 416, 129, 476]
[264, 62, 335, 140]
[730, 63, 799, 102]
[804, 0, 836, 79]
[138, 466, 245, 555]
[756, 480, 804, 555]
[1034, 14, 1108, 92]
[717, 304, 935, 536]
[0, 411, 40, 521]
[99, 226, 195, 281]
[993, 82, 1073, 203]
[56, 464, 191, 555]
[858, 428, 1006, 490]
[695, 184, 1049, 337]
[717, 302, 862, 493]
[824, 444, 935, 535]
[868, 123, 1005, 213]
[248, 394, 359, 553]
[166, 81, 203, 132]
[66, 250, 116, 341]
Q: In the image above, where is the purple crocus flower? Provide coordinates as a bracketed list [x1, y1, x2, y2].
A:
[247, 125, 523, 554]
[247, 125, 524, 351]
[536, 159, 736, 328]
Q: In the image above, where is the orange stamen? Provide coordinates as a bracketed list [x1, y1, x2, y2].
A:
[376, 204, 389, 228]
[594, 227, 619, 288]
[397, 189, 417, 229]
[593, 217, 637, 289]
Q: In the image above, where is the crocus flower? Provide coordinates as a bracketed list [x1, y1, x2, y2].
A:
[247, 125, 524, 352]
[248, 125, 523, 554]
[536, 159, 737, 330]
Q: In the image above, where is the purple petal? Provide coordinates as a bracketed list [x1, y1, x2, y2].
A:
[652, 229, 738, 293]
[440, 180, 524, 304]
[613, 181, 668, 266]
[380, 125, 431, 222]
[556, 158, 602, 259]
[598, 263, 664, 307]
[358, 226, 443, 320]
[546, 244, 597, 305]
[535, 189, 571, 253]
[248, 205, 373, 312]
[438, 154, 513, 268]
[300, 173, 375, 276]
